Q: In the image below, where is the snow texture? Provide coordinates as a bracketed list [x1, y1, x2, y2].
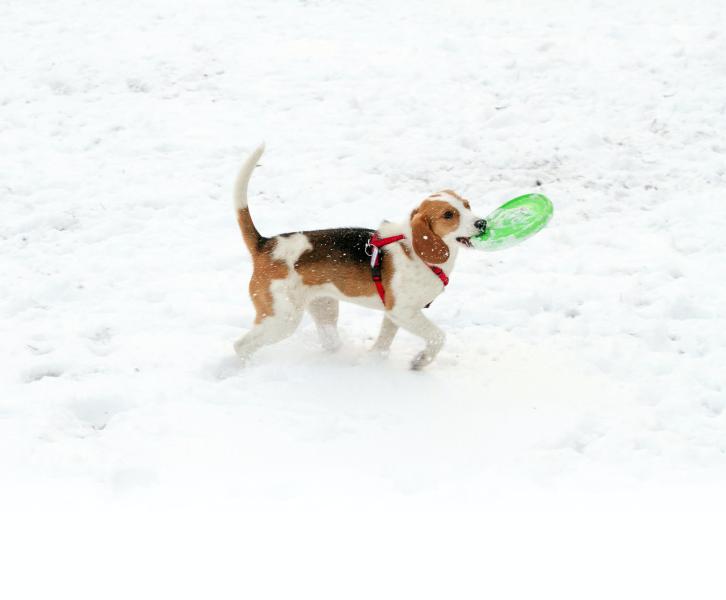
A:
[2, 0, 726, 596]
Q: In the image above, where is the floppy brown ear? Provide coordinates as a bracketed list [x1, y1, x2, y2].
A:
[411, 212, 449, 264]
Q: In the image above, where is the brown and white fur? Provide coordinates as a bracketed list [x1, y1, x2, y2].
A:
[232, 145, 486, 369]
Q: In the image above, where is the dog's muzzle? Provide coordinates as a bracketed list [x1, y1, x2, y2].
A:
[456, 219, 486, 248]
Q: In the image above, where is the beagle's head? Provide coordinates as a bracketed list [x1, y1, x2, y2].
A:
[409, 190, 486, 264]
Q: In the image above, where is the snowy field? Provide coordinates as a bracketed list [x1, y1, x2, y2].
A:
[2, 0, 726, 596]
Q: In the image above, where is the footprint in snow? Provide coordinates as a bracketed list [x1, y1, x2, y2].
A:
[23, 364, 64, 383]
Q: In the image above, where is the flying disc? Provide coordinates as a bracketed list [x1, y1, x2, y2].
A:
[471, 193, 553, 251]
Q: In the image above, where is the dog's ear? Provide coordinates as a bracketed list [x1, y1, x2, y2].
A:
[411, 210, 449, 264]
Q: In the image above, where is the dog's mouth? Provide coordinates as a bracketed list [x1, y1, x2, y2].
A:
[456, 237, 473, 248]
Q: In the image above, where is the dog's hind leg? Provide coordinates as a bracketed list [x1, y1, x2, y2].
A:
[234, 304, 304, 364]
[234, 271, 306, 363]
[371, 315, 398, 354]
[307, 297, 342, 352]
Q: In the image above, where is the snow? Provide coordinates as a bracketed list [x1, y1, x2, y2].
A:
[2, 0, 726, 596]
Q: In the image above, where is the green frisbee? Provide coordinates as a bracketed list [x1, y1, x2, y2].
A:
[471, 193, 553, 251]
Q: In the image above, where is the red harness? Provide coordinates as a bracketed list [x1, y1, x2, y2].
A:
[366, 232, 449, 304]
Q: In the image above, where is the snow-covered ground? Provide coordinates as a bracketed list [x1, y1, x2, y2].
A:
[2, 0, 726, 596]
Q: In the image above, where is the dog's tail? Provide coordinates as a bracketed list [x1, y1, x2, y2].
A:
[233, 143, 266, 253]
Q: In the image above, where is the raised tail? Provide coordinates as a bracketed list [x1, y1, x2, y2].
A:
[234, 143, 266, 253]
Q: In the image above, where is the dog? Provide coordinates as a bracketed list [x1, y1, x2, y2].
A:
[232, 145, 486, 369]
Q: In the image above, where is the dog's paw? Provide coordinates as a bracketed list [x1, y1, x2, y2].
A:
[212, 355, 246, 379]
[232, 340, 253, 366]
[321, 338, 343, 353]
[410, 351, 433, 371]
[369, 343, 391, 356]
[318, 325, 342, 353]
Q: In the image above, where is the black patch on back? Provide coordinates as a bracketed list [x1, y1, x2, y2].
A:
[279, 227, 374, 267]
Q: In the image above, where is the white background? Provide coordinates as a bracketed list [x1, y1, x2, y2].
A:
[2, 0, 726, 596]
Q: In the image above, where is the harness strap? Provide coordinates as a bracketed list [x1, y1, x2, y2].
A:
[367, 232, 449, 305]
[428, 265, 449, 286]
[369, 233, 406, 249]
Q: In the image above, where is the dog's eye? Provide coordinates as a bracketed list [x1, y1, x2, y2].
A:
[443, 210, 454, 220]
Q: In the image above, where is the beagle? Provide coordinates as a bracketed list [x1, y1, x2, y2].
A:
[232, 145, 487, 369]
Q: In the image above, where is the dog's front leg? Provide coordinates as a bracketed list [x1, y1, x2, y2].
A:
[371, 315, 399, 354]
[388, 309, 445, 370]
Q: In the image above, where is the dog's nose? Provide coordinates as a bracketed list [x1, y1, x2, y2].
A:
[474, 219, 487, 232]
